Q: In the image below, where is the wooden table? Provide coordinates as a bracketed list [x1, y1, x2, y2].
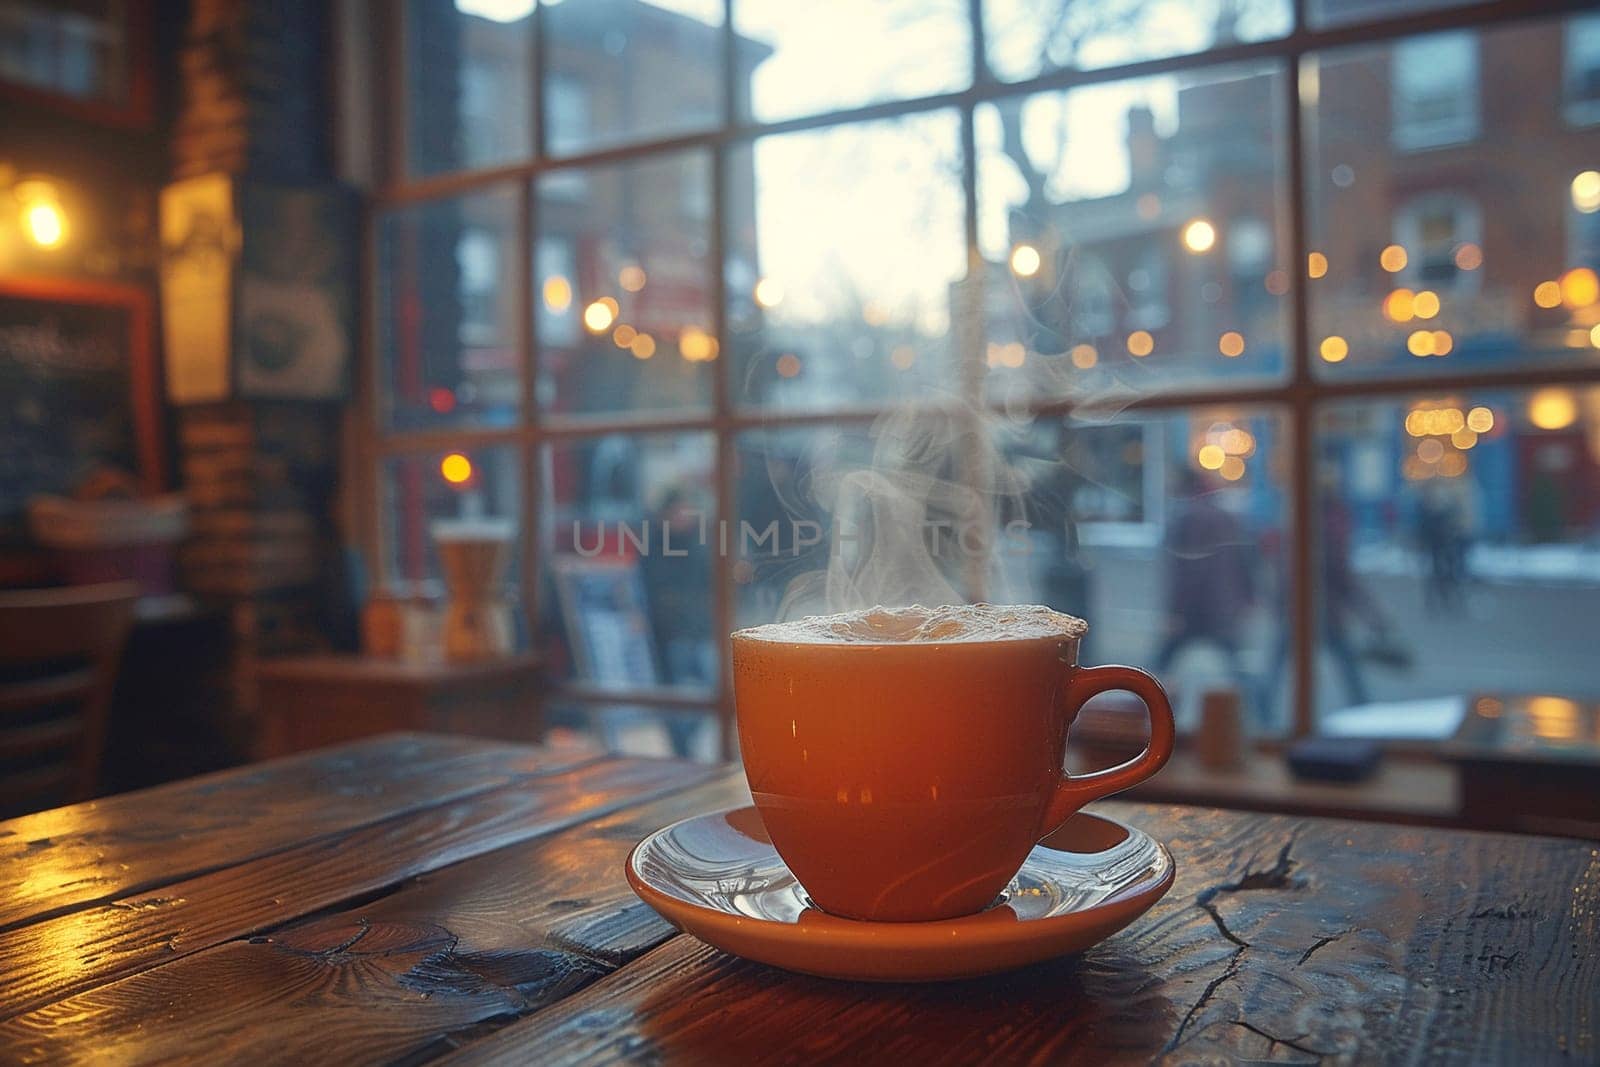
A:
[1, 735, 1595, 1065]
[253, 655, 542, 758]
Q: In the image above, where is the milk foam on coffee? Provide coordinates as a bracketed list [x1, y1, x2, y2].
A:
[735, 603, 1087, 644]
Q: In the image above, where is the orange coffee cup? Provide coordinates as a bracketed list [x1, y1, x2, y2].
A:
[731, 605, 1175, 922]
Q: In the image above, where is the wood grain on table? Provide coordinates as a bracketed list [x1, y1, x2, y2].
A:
[0, 734, 1594, 1066]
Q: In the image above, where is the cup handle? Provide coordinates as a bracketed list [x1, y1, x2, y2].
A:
[1041, 664, 1176, 834]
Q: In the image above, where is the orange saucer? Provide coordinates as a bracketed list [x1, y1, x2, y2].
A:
[625, 806, 1175, 982]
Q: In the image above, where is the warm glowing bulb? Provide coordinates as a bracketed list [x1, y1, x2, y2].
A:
[1379, 244, 1407, 272]
[1528, 388, 1577, 431]
[23, 201, 65, 248]
[1181, 218, 1216, 254]
[1407, 330, 1434, 357]
[754, 277, 785, 308]
[1412, 290, 1440, 319]
[1405, 410, 1428, 437]
[1383, 288, 1415, 322]
[775, 352, 801, 378]
[1010, 244, 1041, 277]
[543, 275, 572, 311]
[1453, 243, 1482, 271]
[1126, 330, 1154, 357]
[629, 333, 656, 360]
[583, 298, 617, 333]
[1319, 335, 1348, 363]
[1451, 427, 1478, 450]
[1560, 267, 1599, 309]
[1197, 444, 1226, 470]
[619, 264, 647, 292]
[1466, 406, 1494, 433]
[612, 323, 638, 348]
[440, 453, 473, 485]
[1218, 331, 1245, 357]
[1307, 252, 1327, 279]
[1430, 329, 1453, 356]
[679, 326, 717, 363]
[1069, 344, 1098, 369]
[1592, 323, 1600, 349]
[1533, 281, 1562, 309]
[1573, 171, 1600, 214]
[1219, 456, 1246, 482]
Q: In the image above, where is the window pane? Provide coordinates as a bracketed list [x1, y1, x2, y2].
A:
[0, 1, 130, 105]
[1309, 0, 1472, 29]
[999, 408, 1292, 733]
[1569, 15, 1600, 128]
[733, 424, 880, 628]
[733, 0, 969, 124]
[1307, 17, 1600, 381]
[378, 187, 522, 431]
[977, 65, 1288, 401]
[536, 151, 714, 417]
[539, 433, 718, 695]
[727, 113, 967, 410]
[1314, 389, 1600, 736]
[984, 0, 1290, 84]
[542, 0, 722, 156]
[382, 446, 523, 588]
[547, 701, 719, 760]
[404, 0, 533, 178]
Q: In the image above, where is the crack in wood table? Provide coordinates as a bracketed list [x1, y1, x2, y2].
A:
[0, 733, 1595, 1065]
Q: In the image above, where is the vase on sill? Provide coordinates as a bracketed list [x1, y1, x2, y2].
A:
[431, 519, 516, 663]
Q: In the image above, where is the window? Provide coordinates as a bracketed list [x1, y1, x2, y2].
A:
[375, 4, 1600, 755]
[0, 1, 130, 106]
[1394, 195, 1480, 293]
[1567, 15, 1600, 126]
[1391, 32, 1478, 150]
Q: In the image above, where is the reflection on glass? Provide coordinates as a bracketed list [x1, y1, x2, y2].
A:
[984, 0, 1289, 83]
[727, 112, 967, 410]
[539, 433, 718, 708]
[542, 0, 723, 156]
[547, 701, 719, 761]
[536, 150, 714, 416]
[378, 187, 522, 431]
[733, 0, 969, 123]
[1307, 17, 1600, 380]
[1315, 389, 1600, 733]
[383, 446, 522, 585]
[977, 65, 1287, 400]
[404, 0, 533, 177]
[996, 409, 1290, 732]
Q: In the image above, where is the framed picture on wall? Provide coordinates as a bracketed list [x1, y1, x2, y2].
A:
[0, 276, 163, 545]
[159, 177, 357, 403]
[0, 0, 153, 128]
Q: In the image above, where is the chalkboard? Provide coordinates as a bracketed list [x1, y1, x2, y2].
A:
[0, 279, 161, 546]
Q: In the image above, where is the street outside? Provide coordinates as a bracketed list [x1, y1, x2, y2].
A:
[1079, 544, 1600, 734]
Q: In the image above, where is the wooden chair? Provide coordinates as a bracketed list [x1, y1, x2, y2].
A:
[0, 582, 138, 815]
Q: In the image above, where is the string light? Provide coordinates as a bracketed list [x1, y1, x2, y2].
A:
[1126, 330, 1154, 357]
[1181, 218, 1216, 254]
[1010, 244, 1041, 277]
[440, 453, 473, 485]
[583, 298, 617, 332]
